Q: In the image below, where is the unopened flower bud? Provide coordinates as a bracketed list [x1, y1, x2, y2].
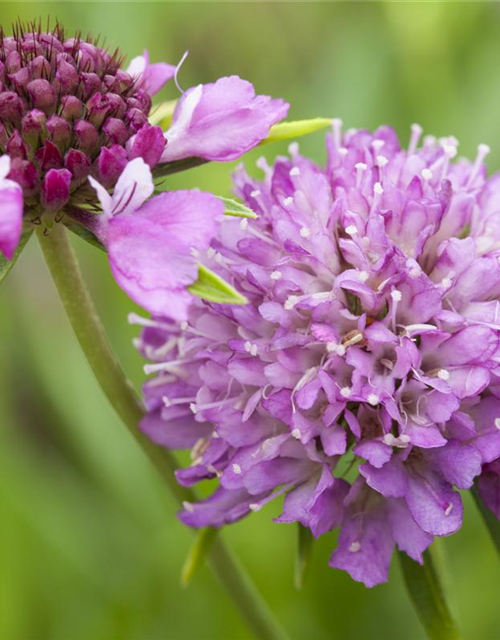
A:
[8, 158, 40, 197]
[65, 148, 91, 183]
[35, 140, 63, 171]
[60, 95, 83, 121]
[102, 117, 128, 146]
[41, 167, 72, 210]
[46, 115, 72, 150]
[0, 91, 24, 125]
[74, 120, 99, 155]
[27, 78, 56, 115]
[96, 145, 127, 187]
[6, 130, 29, 159]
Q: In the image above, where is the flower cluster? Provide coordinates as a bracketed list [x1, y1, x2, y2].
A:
[136, 122, 500, 587]
[0, 23, 288, 318]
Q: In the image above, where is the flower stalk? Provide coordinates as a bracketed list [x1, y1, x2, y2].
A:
[36, 222, 290, 640]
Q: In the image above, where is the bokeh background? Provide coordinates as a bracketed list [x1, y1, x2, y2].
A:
[1, 2, 499, 639]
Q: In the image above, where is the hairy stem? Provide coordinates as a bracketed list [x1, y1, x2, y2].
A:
[36, 222, 290, 640]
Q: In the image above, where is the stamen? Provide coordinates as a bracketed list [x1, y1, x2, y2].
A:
[270, 270, 282, 280]
[376, 155, 388, 167]
[232, 463, 242, 475]
[250, 189, 261, 198]
[345, 225, 358, 236]
[340, 387, 352, 398]
[290, 167, 301, 177]
[283, 196, 294, 207]
[494, 418, 500, 430]
[288, 142, 300, 157]
[239, 218, 248, 231]
[299, 226, 311, 238]
[367, 393, 379, 406]
[391, 290, 402, 303]
[331, 118, 343, 150]
[284, 295, 299, 310]
[327, 342, 346, 356]
[358, 270, 370, 283]
[444, 503, 453, 517]
[349, 541, 361, 553]
[408, 123, 423, 155]
[467, 143, 491, 188]
[437, 369, 450, 381]
[182, 501, 194, 513]
[249, 503, 262, 512]
[421, 168, 433, 181]
[291, 428, 301, 439]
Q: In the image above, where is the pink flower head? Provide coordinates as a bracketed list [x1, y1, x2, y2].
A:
[89, 158, 223, 320]
[135, 122, 500, 587]
[161, 76, 289, 162]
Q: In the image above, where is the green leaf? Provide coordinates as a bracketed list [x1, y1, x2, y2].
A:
[472, 485, 500, 555]
[149, 99, 177, 129]
[260, 118, 333, 146]
[65, 222, 106, 252]
[0, 225, 34, 286]
[220, 196, 258, 219]
[181, 527, 218, 587]
[398, 549, 461, 640]
[188, 264, 248, 305]
[295, 524, 314, 590]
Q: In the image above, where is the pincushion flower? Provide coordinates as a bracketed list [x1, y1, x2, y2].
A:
[0, 23, 288, 318]
[135, 121, 500, 587]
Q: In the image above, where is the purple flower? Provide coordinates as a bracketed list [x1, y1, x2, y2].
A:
[135, 121, 500, 587]
[161, 76, 289, 162]
[89, 158, 223, 319]
[126, 50, 176, 97]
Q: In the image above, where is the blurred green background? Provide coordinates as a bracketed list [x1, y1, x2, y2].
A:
[1, 2, 499, 639]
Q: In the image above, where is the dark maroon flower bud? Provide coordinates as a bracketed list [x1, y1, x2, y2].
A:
[74, 120, 99, 155]
[41, 168, 72, 211]
[96, 145, 128, 187]
[0, 91, 25, 125]
[100, 93, 126, 119]
[35, 140, 63, 171]
[55, 55, 79, 94]
[126, 108, 148, 134]
[8, 67, 29, 92]
[65, 148, 91, 182]
[129, 124, 166, 168]
[86, 93, 111, 128]
[7, 130, 29, 160]
[21, 109, 47, 148]
[27, 79, 56, 115]
[134, 89, 152, 114]
[46, 115, 72, 150]
[8, 158, 40, 197]
[5, 50, 21, 75]
[79, 72, 101, 100]
[60, 95, 83, 121]
[102, 117, 128, 146]
[0, 121, 8, 149]
[28, 55, 52, 79]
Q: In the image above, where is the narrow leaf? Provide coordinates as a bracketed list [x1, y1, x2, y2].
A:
[0, 225, 34, 286]
[260, 118, 333, 146]
[472, 485, 500, 555]
[149, 99, 177, 128]
[398, 549, 461, 640]
[295, 524, 314, 590]
[188, 264, 248, 305]
[181, 527, 218, 587]
[220, 196, 258, 219]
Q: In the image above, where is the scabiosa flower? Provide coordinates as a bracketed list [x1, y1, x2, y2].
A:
[0, 22, 288, 318]
[135, 121, 500, 587]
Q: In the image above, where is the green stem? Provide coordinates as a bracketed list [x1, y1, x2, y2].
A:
[472, 485, 500, 555]
[36, 223, 290, 640]
[398, 549, 461, 640]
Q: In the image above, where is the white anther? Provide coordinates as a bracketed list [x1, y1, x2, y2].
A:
[300, 226, 311, 238]
[340, 387, 352, 398]
[189, 403, 197, 414]
[162, 396, 172, 407]
[232, 463, 242, 475]
[421, 168, 433, 181]
[376, 155, 389, 167]
[391, 290, 402, 302]
[283, 197, 294, 207]
[182, 501, 194, 513]
[331, 118, 343, 149]
[239, 218, 248, 231]
[349, 541, 361, 553]
[372, 139, 385, 152]
[399, 434, 411, 444]
[250, 189, 261, 198]
[368, 393, 379, 406]
[285, 295, 299, 310]
[338, 147, 349, 156]
[495, 418, 500, 430]
[443, 144, 457, 158]
[291, 428, 301, 439]
[206, 247, 216, 258]
[180, 321, 189, 331]
[290, 167, 301, 177]
[444, 503, 453, 517]
[288, 142, 300, 157]
[270, 270, 282, 280]
[441, 277, 453, 288]
[437, 369, 450, 381]
[380, 358, 394, 370]
[345, 225, 358, 236]
[383, 434, 396, 446]
[358, 270, 370, 283]
[249, 503, 262, 512]
[374, 182, 384, 195]
[355, 162, 367, 171]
